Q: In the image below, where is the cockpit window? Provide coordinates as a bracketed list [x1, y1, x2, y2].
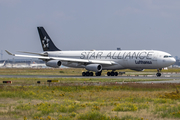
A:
[164, 55, 172, 58]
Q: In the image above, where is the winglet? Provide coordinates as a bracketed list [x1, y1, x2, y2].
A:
[5, 50, 15, 56]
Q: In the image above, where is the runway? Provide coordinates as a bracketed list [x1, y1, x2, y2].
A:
[0, 73, 180, 80]
[0, 74, 180, 84]
[0, 72, 180, 84]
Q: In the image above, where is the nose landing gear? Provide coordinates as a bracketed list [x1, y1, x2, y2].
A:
[156, 69, 162, 77]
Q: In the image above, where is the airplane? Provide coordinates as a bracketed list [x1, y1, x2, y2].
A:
[6, 27, 176, 77]
[0, 61, 5, 67]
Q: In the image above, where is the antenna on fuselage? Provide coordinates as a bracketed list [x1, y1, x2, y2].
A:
[117, 48, 121, 50]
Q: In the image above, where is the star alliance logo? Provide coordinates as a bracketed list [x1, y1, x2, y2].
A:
[42, 36, 49, 49]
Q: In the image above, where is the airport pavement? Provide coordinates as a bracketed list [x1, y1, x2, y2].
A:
[0, 74, 179, 80]
[1, 74, 180, 84]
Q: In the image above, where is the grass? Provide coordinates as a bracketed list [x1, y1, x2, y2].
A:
[0, 68, 180, 119]
[0, 77, 172, 86]
[0, 79, 180, 119]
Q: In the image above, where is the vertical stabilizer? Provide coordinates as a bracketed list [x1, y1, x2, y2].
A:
[37, 27, 60, 51]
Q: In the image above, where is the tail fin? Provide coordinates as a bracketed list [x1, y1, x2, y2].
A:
[37, 27, 61, 51]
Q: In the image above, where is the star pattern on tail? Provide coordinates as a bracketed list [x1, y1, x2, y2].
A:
[42, 36, 50, 49]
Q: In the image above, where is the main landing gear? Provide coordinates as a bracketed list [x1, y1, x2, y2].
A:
[95, 71, 102, 76]
[82, 71, 93, 76]
[107, 71, 118, 76]
[82, 71, 102, 76]
[156, 69, 162, 77]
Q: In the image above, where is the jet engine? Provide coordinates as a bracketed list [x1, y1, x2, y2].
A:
[46, 60, 61, 68]
[85, 64, 102, 72]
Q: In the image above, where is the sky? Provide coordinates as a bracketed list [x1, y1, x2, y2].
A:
[0, 0, 180, 59]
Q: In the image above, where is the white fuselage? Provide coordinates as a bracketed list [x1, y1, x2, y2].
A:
[47, 50, 176, 70]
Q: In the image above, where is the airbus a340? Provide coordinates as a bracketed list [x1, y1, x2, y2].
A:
[6, 27, 176, 77]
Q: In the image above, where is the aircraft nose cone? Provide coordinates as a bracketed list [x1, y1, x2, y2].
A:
[169, 57, 176, 65]
[172, 57, 176, 64]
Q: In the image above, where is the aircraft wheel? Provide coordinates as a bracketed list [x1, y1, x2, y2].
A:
[115, 72, 118, 76]
[111, 72, 114, 76]
[96, 72, 101, 76]
[156, 73, 158, 77]
[107, 72, 111, 76]
[95, 72, 99, 76]
[158, 73, 161, 77]
[159, 73, 161, 76]
[82, 72, 86, 76]
[156, 73, 161, 77]
[86, 72, 90, 76]
[90, 72, 93, 76]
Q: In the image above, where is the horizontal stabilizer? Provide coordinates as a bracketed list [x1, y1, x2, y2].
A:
[5, 50, 14, 56]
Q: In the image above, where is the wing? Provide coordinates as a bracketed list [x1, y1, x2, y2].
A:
[18, 51, 48, 56]
[5, 50, 117, 65]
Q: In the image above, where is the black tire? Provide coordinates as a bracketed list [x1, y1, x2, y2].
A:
[90, 72, 93, 76]
[95, 72, 99, 76]
[82, 72, 86, 76]
[159, 73, 161, 77]
[156, 73, 158, 77]
[111, 72, 114, 76]
[96, 72, 101, 76]
[86, 72, 90, 76]
[115, 72, 118, 76]
[156, 73, 161, 77]
[107, 72, 111, 76]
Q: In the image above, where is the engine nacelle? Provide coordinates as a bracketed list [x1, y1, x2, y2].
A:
[85, 64, 102, 72]
[46, 60, 61, 68]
